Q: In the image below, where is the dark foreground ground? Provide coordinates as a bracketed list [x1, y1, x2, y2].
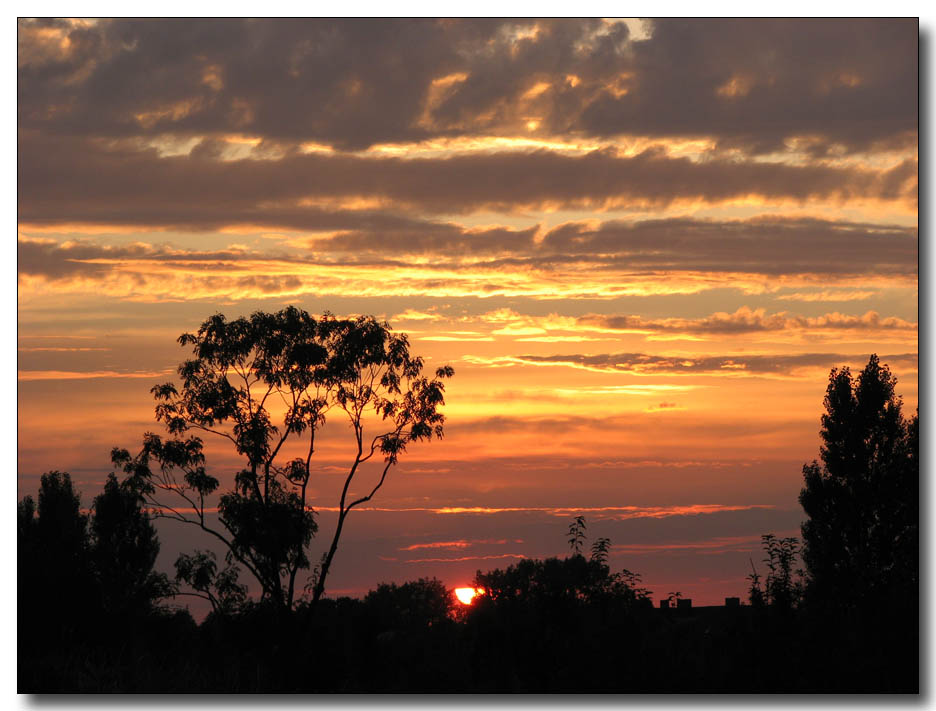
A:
[19, 589, 918, 693]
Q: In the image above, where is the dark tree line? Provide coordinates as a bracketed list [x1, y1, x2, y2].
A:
[18, 472, 172, 625]
[18, 316, 918, 692]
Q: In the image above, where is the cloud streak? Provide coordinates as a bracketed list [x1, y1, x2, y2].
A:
[575, 307, 917, 337]
[17, 215, 918, 302]
[464, 351, 918, 377]
[17, 369, 174, 380]
[19, 135, 918, 231]
[304, 504, 776, 519]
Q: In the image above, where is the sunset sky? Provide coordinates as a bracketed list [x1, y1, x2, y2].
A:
[16, 18, 918, 611]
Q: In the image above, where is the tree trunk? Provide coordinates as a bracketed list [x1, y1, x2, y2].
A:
[309, 509, 347, 612]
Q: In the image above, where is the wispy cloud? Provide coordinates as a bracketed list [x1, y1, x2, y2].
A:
[391, 308, 446, 322]
[399, 538, 521, 551]
[575, 307, 917, 337]
[431, 504, 775, 519]
[776, 290, 878, 302]
[304, 504, 774, 519]
[419, 335, 496, 342]
[399, 541, 472, 551]
[18, 222, 917, 303]
[403, 554, 528, 563]
[18, 369, 173, 381]
[17, 347, 110, 352]
[464, 351, 918, 377]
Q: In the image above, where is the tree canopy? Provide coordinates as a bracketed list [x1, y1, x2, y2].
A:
[90, 474, 173, 616]
[112, 306, 453, 610]
[799, 354, 918, 608]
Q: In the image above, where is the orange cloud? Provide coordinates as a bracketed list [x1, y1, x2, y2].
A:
[403, 554, 527, 563]
[461, 352, 917, 378]
[399, 541, 472, 551]
[18, 369, 173, 381]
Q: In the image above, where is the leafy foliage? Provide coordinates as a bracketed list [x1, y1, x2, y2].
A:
[748, 535, 802, 611]
[760, 535, 802, 611]
[175, 551, 248, 617]
[590, 536, 611, 565]
[113, 306, 453, 609]
[567, 514, 586, 555]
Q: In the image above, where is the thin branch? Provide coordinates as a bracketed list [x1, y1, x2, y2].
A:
[172, 590, 219, 613]
[189, 422, 239, 448]
[338, 430, 364, 515]
[257, 380, 275, 413]
[346, 459, 394, 512]
[148, 490, 268, 592]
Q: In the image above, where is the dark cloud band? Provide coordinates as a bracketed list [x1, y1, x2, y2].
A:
[18, 133, 917, 229]
[19, 18, 917, 153]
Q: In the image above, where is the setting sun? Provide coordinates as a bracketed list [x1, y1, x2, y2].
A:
[454, 587, 484, 605]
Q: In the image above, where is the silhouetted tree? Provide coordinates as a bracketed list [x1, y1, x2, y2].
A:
[113, 306, 453, 610]
[90, 473, 173, 617]
[18, 473, 94, 629]
[799, 354, 918, 608]
[32, 470, 89, 559]
[19, 472, 173, 631]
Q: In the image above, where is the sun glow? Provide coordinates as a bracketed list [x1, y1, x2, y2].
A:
[454, 587, 484, 605]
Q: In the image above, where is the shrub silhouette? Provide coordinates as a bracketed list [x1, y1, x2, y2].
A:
[747, 534, 802, 612]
